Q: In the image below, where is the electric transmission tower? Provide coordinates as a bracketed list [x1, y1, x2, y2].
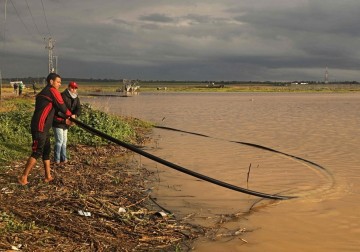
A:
[324, 67, 329, 84]
[45, 37, 57, 73]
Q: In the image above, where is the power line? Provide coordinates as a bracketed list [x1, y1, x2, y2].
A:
[3, 0, 8, 43]
[2, 0, 57, 76]
[1, 0, 8, 80]
[24, 0, 42, 37]
[8, 0, 34, 38]
[40, 0, 51, 37]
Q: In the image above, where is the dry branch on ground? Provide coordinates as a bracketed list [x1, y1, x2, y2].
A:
[0, 145, 202, 251]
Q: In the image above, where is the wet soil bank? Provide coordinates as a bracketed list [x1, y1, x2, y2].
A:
[0, 144, 204, 251]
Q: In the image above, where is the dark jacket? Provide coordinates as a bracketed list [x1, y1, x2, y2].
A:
[53, 89, 81, 129]
[31, 85, 72, 133]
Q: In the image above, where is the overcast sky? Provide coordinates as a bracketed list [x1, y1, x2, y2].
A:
[1, 0, 360, 81]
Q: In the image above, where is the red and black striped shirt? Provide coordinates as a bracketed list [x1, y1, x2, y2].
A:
[31, 85, 72, 132]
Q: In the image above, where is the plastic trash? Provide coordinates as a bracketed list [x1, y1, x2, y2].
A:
[78, 210, 91, 217]
[118, 207, 126, 213]
[154, 211, 168, 218]
[10, 244, 22, 250]
[1, 187, 13, 194]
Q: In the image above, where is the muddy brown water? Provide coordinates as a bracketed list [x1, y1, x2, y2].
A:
[83, 92, 360, 251]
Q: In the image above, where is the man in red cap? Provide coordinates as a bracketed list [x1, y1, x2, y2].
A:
[52, 81, 81, 166]
[19, 73, 73, 185]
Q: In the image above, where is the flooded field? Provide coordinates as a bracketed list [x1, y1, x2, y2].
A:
[83, 92, 360, 251]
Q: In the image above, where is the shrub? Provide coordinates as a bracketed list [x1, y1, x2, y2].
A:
[68, 103, 138, 145]
[0, 100, 151, 162]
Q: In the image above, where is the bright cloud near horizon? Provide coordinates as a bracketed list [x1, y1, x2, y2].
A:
[1, 0, 360, 81]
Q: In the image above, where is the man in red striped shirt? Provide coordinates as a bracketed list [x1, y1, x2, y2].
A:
[18, 73, 73, 185]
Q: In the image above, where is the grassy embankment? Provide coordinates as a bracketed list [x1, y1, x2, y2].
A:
[2, 81, 360, 95]
[0, 96, 151, 163]
[73, 81, 360, 93]
[0, 96, 202, 251]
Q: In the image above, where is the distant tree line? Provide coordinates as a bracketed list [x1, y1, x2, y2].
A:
[2, 77, 359, 85]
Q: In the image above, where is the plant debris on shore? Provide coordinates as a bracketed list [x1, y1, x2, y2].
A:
[0, 144, 205, 251]
[0, 96, 250, 251]
[0, 97, 205, 251]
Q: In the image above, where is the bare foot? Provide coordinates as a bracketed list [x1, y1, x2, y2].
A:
[18, 176, 29, 185]
[44, 176, 54, 183]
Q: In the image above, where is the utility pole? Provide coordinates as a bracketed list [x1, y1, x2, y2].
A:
[324, 67, 329, 84]
[45, 37, 55, 73]
[0, 70, 2, 102]
[1, 1, 8, 102]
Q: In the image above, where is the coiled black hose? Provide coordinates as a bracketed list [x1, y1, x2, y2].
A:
[70, 117, 296, 200]
[155, 126, 326, 170]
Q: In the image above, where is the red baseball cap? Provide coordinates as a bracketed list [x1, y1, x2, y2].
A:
[68, 81, 78, 89]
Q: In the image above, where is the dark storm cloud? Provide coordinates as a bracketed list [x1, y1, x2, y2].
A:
[1, 0, 360, 81]
[139, 13, 175, 23]
[231, 2, 360, 50]
[234, 1, 360, 35]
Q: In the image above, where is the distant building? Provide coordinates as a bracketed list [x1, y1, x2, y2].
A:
[10, 81, 25, 88]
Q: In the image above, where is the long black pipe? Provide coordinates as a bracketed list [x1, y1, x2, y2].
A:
[70, 117, 296, 200]
[155, 126, 326, 171]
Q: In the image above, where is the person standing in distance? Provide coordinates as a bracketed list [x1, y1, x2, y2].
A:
[13, 82, 18, 95]
[18, 73, 73, 185]
[18, 82, 24, 96]
[53, 81, 81, 165]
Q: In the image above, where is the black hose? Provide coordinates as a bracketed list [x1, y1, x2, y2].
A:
[70, 117, 296, 200]
[154, 126, 326, 171]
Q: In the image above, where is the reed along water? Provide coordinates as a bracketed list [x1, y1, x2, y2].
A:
[83, 92, 360, 252]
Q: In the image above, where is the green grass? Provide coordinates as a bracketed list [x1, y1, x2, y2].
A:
[83, 82, 360, 93]
[0, 97, 152, 164]
[0, 212, 37, 234]
[2, 81, 354, 94]
[0, 100, 33, 162]
[69, 103, 152, 145]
